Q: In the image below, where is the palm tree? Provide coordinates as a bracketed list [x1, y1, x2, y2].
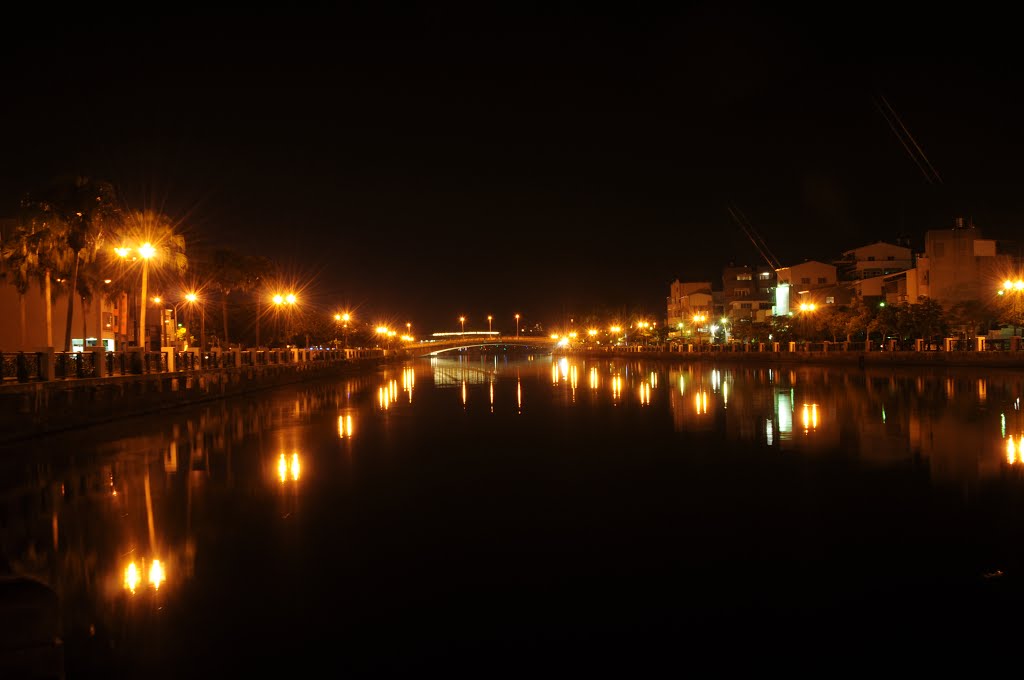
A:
[0, 225, 34, 348]
[31, 176, 121, 351]
[210, 248, 250, 348]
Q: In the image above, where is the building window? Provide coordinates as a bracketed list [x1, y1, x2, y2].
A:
[736, 273, 752, 281]
[867, 256, 876, 261]
[740, 303, 752, 309]
[887, 255, 895, 260]
[801, 277, 811, 284]
[760, 272, 772, 280]
[817, 277, 827, 284]
[825, 296, 835, 304]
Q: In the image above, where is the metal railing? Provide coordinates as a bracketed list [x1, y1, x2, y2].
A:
[1, 347, 360, 383]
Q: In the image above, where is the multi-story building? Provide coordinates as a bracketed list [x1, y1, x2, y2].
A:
[722, 264, 776, 322]
[835, 241, 913, 280]
[774, 260, 838, 315]
[666, 280, 713, 330]
[924, 218, 1009, 307]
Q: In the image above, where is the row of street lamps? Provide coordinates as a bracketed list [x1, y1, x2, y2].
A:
[456, 314, 522, 338]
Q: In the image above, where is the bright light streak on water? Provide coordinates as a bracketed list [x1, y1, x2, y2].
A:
[338, 414, 353, 439]
[778, 392, 792, 440]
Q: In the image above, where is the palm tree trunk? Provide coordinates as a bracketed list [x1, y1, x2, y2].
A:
[222, 294, 230, 347]
[19, 293, 26, 349]
[63, 252, 79, 352]
[81, 297, 89, 349]
[44, 270, 53, 347]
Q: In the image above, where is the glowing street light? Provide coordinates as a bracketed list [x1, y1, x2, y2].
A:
[999, 279, 1024, 337]
[798, 302, 817, 341]
[272, 293, 297, 347]
[459, 316, 466, 335]
[515, 313, 520, 338]
[136, 242, 155, 350]
[692, 313, 707, 346]
[487, 315, 493, 335]
[183, 292, 205, 351]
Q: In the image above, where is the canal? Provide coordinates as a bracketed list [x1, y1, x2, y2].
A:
[3, 354, 1024, 673]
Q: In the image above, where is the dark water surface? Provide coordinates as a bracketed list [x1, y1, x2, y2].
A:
[4, 355, 1024, 674]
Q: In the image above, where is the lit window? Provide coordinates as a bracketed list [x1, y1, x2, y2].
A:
[826, 296, 835, 304]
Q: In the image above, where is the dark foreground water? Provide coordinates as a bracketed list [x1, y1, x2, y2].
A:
[4, 355, 1024, 674]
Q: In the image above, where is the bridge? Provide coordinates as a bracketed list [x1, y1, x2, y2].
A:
[412, 334, 559, 357]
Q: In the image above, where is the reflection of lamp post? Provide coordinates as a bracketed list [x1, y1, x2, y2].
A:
[515, 314, 520, 338]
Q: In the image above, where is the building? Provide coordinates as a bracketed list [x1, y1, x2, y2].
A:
[924, 218, 1009, 307]
[0, 278, 126, 352]
[722, 264, 776, 322]
[774, 260, 838, 316]
[835, 241, 913, 280]
[666, 280, 713, 330]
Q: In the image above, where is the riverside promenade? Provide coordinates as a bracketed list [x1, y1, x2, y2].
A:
[0, 346, 392, 444]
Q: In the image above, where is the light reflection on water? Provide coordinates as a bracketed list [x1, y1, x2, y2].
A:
[3, 355, 1024, 671]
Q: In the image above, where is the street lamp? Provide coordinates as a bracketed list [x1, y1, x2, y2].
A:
[515, 313, 520, 338]
[407, 321, 412, 338]
[998, 279, 1024, 337]
[185, 292, 206, 351]
[459, 316, 465, 335]
[487, 315, 493, 336]
[798, 302, 817, 342]
[692, 313, 707, 346]
[272, 293, 297, 347]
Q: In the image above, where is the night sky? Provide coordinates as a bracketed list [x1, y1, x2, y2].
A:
[3, 7, 1022, 333]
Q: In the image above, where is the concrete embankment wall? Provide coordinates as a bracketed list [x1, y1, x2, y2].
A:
[0, 359, 384, 444]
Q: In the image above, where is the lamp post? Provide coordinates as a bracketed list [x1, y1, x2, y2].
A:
[459, 316, 465, 335]
[342, 313, 351, 348]
[998, 279, 1024, 337]
[487, 315, 492, 336]
[692, 313, 707, 347]
[272, 293, 297, 347]
[114, 243, 156, 350]
[515, 313, 520, 338]
[185, 293, 206, 351]
[407, 321, 412, 339]
[153, 296, 166, 348]
[798, 302, 817, 342]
